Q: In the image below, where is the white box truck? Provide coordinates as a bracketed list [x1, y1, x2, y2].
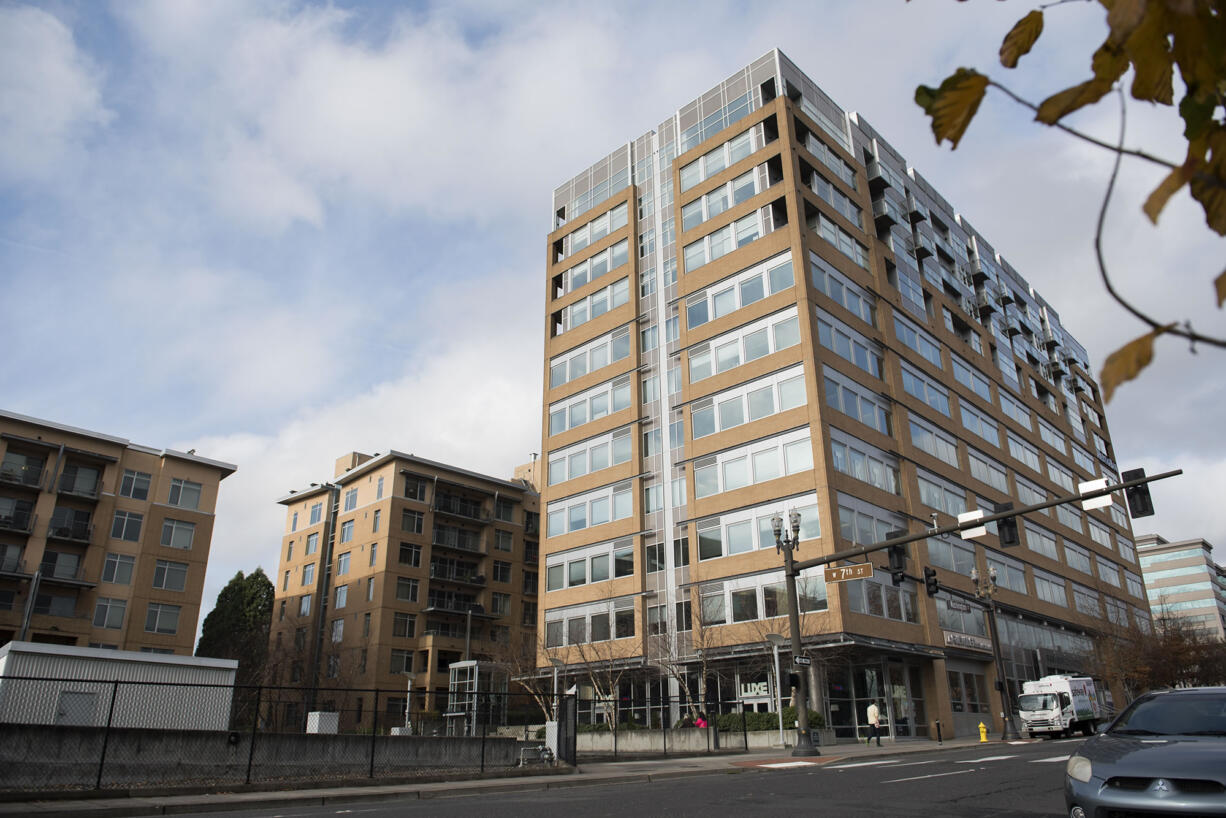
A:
[1017, 675, 1103, 738]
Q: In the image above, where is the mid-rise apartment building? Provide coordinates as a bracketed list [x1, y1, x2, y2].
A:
[0, 409, 236, 654]
[270, 452, 539, 728]
[1137, 534, 1225, 641]
[539, 50, 1149, 741]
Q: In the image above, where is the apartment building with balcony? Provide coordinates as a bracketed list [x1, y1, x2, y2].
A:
[539, 50, 1150, 741]
[0, 409, 236, 653]
[1137, 534, 1225, 641]
[270, 452, 539, 728]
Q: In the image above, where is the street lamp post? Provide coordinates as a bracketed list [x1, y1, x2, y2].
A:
[549, 657, 565, 720]
[404, 671, 416, 732]
[772, 509, 819, 757]
[971, 566, 1022, 741]
[766, 633, 787, 748]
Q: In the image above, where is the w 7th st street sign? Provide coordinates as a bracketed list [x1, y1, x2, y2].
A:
[824, 562, 874, 583]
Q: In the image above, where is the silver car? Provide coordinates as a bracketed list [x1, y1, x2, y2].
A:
[1065, 686, 1226, 817]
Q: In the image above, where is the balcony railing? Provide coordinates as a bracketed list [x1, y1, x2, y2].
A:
[57, 476, 101, 500]
[39, 559, 86, 581]
[47, 520, 92, 543]
[0, 511, 35, 534]
[428, 566, 486, 586]
[432, 495, 490, 523]
[0, 465, 43, 489]
[0, 556, 27, 574]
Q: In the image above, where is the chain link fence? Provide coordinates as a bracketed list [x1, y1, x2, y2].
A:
[0, 676, 572, 793]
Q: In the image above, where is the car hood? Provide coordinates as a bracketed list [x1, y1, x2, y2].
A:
[1080, 734, 1226, 782]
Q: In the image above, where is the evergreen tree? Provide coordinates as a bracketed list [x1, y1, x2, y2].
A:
[196, 568, 274, 687]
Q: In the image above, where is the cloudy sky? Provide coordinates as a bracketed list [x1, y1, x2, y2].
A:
[2, 0, 1222, 642]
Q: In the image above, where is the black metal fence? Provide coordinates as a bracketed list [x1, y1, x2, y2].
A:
[0, 676, 572, 793]
[573, 695, 767, 758]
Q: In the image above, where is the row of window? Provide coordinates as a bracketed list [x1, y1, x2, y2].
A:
[99, 554, 189, 591]
[547, 427, 633, 486]
[548, 375, 632, 437]
[558, 239, 629, 297]
[685, 254, 794, 331]
[682, 207, 773, 274]
[549, 326, 631, 389]
[689, 308, 800, 383]
[556, 202, 629, 263]
[545, 538, 635, 591]
[693, 428, 814, 500]
[694, 497, 820, 561]
[681, 165, 769, 233]
[679, 127, 759, 193]
[691, 365, 806, 440]
[108, 511, 195, 549]
[93, 598, 181, 634]
[545, 481, 633, 538]
[558, 277, 631, 334]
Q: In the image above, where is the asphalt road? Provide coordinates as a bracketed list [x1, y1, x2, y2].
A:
[166, 737, 1081, 818]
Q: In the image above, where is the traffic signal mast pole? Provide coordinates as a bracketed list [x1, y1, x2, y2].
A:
[778, 467, 1179, 743]
[788, 469, 1181, 576]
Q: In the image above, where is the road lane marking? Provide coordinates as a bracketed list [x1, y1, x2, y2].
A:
[955, 755, 1016, 763]
[826, 760, 902, 769]
[883, 769, 976, 783]
[1031, 755, 1071, 763]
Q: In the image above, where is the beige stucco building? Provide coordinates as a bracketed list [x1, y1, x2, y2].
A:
[539, 50, 1150, 741]
[0, 409, 236, 655]
[270, 452, 539, 728]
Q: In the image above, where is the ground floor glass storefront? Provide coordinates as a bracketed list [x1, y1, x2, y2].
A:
[826, 660, 928, 741]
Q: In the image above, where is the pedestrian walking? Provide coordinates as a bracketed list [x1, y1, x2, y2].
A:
[866, 700, 882, 746]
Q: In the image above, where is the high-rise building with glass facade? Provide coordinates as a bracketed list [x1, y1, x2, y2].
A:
[1137, 534, 1225, 641]
[539, 50, 1149, 741]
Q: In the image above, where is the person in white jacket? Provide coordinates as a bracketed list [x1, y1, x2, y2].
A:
[866, 701, 882, 747]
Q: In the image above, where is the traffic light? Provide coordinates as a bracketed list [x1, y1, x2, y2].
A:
[887, 544, 906, 586]
[995, 502, 1020, 547]
[923, 566, 939, 597]
[1121, 468, 1155, 518]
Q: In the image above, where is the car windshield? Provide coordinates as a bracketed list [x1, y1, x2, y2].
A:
[1018, 694, 1057, 711]
[1111, 691, 1226, 737]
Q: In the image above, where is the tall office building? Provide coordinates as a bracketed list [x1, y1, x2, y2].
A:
[539, 50, 1149, 740]
[270, 452, 539, 728]
[0, 409, 236, 654]
[1137, 534, 1225, 641]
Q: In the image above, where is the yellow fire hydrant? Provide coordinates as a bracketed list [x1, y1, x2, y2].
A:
[978, 722, 988, 742]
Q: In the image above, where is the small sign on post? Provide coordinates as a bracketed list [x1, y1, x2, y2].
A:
[1078, 478, 1112, 510]
[824, 562, 874, 583]
[794, 656, 812, 667]
[957, 509, 987, 539]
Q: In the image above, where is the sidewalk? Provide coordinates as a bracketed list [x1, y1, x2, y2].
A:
[0, 734, 1000, 817]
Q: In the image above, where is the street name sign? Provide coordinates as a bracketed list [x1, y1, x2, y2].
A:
[824, 562, 874, 583]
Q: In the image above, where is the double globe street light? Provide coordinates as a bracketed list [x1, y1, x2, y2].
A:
[771, 509, 819, 756]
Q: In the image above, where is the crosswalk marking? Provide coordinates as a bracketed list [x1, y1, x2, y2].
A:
[760, 761, 822, 769]
[956, 755, 1016, 763]
[1031, 755, 1070, 763]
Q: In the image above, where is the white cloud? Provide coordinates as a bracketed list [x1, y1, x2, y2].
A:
[0, 5, 112, 184]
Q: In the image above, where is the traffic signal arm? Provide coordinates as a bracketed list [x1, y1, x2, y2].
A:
[789, 468, 1182, 575]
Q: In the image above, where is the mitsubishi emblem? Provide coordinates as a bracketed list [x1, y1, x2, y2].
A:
[1153, 779, 1171, 793]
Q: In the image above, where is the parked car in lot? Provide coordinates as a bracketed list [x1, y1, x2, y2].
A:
[1065, 686, 1226, 817]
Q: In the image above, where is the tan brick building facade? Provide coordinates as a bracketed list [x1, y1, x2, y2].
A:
[539, 50, 1148, 740]
[0, 409, 235, 654]
[270, 452, 539, 727]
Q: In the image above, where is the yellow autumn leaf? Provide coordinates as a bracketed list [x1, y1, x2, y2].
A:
[1215, 268, 1226, 308]
[1124, 2, 1174, 104]
[1188, 125, 1226, 236]
[1105, 0, 1147, 47]
[1143, 161, 1197, 225]
[1100, 325, 1174, 404]
[1000, 10, 1044, 69]
[1036, 78, 1114, 124]
[916, 69, 989, 149]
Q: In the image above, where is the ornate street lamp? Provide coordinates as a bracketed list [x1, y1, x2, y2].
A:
[772, 509, 819, 756]
[971, 566, 1022, 741]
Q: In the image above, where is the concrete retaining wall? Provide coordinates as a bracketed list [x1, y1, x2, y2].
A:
[575, 727, 839, 753]
[0, 724, 521, 791]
